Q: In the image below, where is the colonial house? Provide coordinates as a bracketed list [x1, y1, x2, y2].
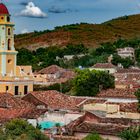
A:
[90, 63, 117, 74]
[34, 65, 75, 84]
[0, 3, 33, 96]
[117, 47, 135, 59]
[114, 68, 140, 89]
[22, 90, 86, 111]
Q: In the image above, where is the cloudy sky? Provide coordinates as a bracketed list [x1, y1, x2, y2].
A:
[4, 0, 140, 34]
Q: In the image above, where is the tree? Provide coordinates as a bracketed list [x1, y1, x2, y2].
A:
[135, 89, 140, 112]
[73, 69, 114, 96]
[0, 119, 49, 140]
[119, 127, 140, 140]
[112, 54, 134, 68]
[63, 44, 88, 55]
[0, 129, 7, 140]
[83, 132, 104, 140]
[135, 48, 140, 66]
[34, 80, 73, 94]
[96, 42, 116, 55]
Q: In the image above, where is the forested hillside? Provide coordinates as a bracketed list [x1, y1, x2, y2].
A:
[15, 14, 140, 50]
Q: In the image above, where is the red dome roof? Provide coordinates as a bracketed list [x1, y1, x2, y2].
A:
[0, 3, 9, 15]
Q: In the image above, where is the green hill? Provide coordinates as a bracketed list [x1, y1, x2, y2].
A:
[15, 14, 140, 50]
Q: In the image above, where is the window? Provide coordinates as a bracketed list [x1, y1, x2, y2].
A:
[7, 16, 10, 22]
[15, 86, 19, 95]
[8, 59, 12, 64]
[6, 86, 9, 91]
[24, 86, 28, 95]
[1, 17, 4, 20]
[37, 105, 46, 109]
[8, 39, 11, 50]
[8, 28, 11, 35]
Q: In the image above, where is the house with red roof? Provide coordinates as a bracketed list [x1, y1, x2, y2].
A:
[22, 90, 86, 111]
[90, 63, 117, 74]
[114, 68, 140, 89]
[34, 65, 75, 84]
[66, 111, 140, 136]
[0, 92, 47, 123]
[117, 47, 135, 59]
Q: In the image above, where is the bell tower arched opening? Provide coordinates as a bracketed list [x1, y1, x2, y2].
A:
[8, 39, 11, 50]
[8, 28, 11, 35]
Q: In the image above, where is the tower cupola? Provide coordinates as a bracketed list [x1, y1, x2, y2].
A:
[0, 3, 9, 15]
[0, 3, 10, 23]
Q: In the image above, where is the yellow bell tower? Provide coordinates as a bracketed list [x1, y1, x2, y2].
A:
[0, 3, 17, 76]
[0, 3, 33, 96]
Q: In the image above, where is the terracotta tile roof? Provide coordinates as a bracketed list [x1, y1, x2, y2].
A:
[47, 70, 76, 83]
[0, 93, 33, 108]
[23, 90, 86, 111]
[115, 80, 140, 89]
[66, 112, 139, 136]
[0, 108, 29, 122]
[114, 71, 140, 89]
[0, 93, 46, 123]
[116, 68, 140, 73]
[37, 65, 64, 74]
[35, 65, 76, 83]
[97, 89, 137, 99]
[60, 70, 76, 79]
[92, 63, 116, 69]
[107, 102, 139, 113]
[114, 73, 140, 81]
[68, 121, 128, 135]
[119, 102, 139, 113]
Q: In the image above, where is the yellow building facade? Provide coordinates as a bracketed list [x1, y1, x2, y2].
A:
[0, 3, 33, 96]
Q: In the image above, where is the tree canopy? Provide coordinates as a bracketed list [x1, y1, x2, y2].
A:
[0, 119, 49, 140]
[119, 126, 140, 140]
[83, 133, 104, 140]
[17, 38, 140, 71]
[135, 89, 140, 112]
[73, 69, 115, 96]
[111, 54, 134, 68]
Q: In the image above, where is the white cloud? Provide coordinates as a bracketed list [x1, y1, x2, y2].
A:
[21, 28, 29, 34]
[18, 2, 47, 18]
